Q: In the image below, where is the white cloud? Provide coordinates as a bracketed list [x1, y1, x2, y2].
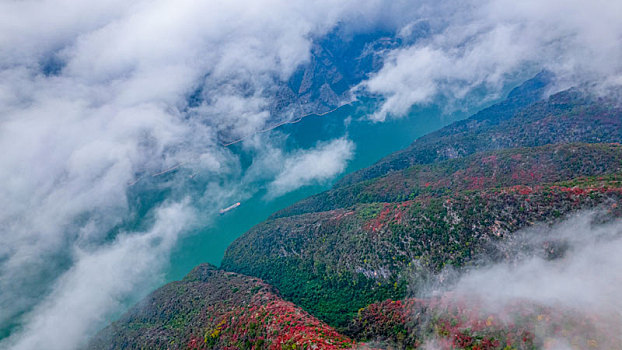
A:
[419, 211, 622, 347]
[2, 0, 621, 348]
[3, 202, 195, 350]
[359, 0, 622, 121]
[0, 1, 379, 348]
[267, 137, 355, 198]
[453, 212, 622, 315]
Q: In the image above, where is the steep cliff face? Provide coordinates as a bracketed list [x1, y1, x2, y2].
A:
[214, 31, 404, 144]
[87, 264, 354, 350]
[278, 30, 403, 118]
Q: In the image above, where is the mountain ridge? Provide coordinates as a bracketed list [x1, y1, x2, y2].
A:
[88, 76, 622, 349]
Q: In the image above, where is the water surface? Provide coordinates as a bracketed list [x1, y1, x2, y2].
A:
[166, 101, 465, 280]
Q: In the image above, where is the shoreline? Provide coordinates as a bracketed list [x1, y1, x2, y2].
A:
[220, 102, 354, 147]
[130, 101, 357, 186]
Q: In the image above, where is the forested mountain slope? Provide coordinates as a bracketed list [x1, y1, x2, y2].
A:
[223, 172, 622, 327]
[337, 77, 621, 187]
[222, 84, 622, 328]
[91, 77, 622, 349]
[87, 264, 354, 350]
[272, 142, 622, 218]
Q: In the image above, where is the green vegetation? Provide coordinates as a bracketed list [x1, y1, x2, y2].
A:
[338, 86, 622, 188]
[223, 176, 622, 328]
[272, 142, 622, 218]
[90, 78, 622, 349]
[223, 85, 622, 329]
[87, 264, 354, 350]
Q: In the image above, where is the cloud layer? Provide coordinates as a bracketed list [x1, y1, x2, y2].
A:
[454, 213, 622, 314]
[420, 211, 622, 348]
[360, 0, 622, 121]
[1, 0, 621, 349]
[0, 1, 371, 348]
[267, 137, 355, 198]
[7, 202, 195, 350]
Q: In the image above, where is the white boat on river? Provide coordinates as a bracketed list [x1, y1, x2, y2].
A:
[219, 202, 241, 214]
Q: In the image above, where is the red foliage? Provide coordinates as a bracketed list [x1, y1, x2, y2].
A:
[481, 155, 498, 164]
[365, 203, 412, 233]
[506, 185, 535, 195]
[201, 292, 354, 349]
[351, 294, 617, 350]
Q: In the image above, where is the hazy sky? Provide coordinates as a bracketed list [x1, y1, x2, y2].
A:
[0, 1, 620, 349]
